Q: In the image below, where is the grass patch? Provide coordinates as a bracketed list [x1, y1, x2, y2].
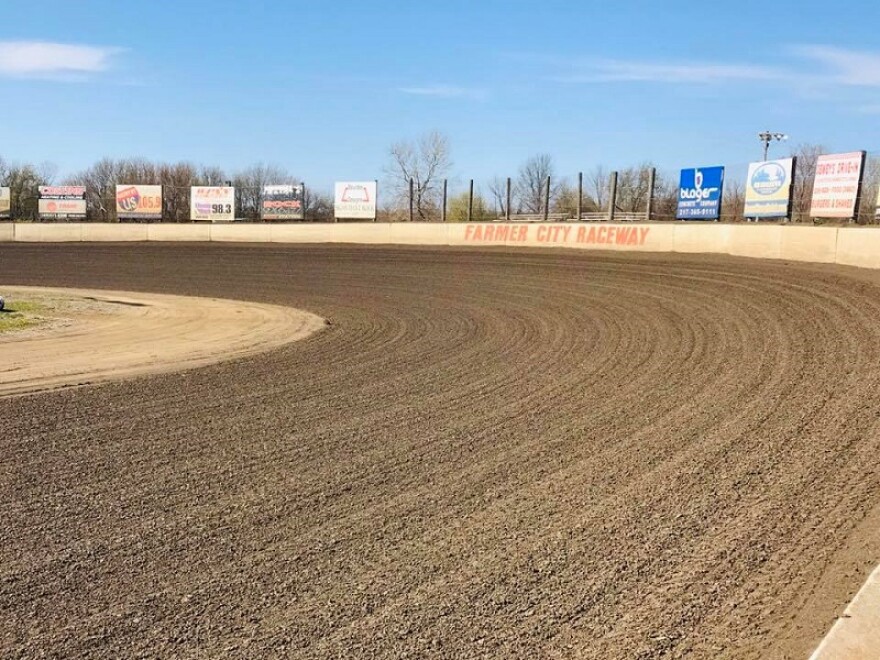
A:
[0, 299, 48, 334]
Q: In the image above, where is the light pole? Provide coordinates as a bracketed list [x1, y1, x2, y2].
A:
[758, 130, 788, 161]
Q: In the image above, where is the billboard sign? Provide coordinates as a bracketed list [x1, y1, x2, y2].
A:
[676, 166, 724, 220]
[191, 186, 234, 222]
[116, 185, 163, 220]
[744, 158, 794, 218]
[335, 181, 377, 219]
[262, 184, 304, 220]
[39, 186, 87, 220]
[0, 187, 10, 219]
[809, 151, 866, 219]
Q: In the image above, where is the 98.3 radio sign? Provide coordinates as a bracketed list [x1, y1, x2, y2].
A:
[190, 186, 235, 222]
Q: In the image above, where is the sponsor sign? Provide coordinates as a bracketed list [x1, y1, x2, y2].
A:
[744, 158, 794, 218]
[335, 181, 377, 219]
[0, 187, 10, 218]
[116, 185, 163, 219]
[262, 184, 304, 220]
[809, 151, 866, 219]
[191, 186, 235, 222]
[39, 185, 87, 220]
[676, 166, 724, 220]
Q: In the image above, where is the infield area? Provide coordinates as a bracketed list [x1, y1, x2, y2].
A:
[2, 243, 880, 659]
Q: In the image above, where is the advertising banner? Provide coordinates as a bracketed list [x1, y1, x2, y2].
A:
[116, 185, 163, 220]
[39, 185, 87, 220]
[335, 181, 377, 220]
[676, 166, 724, 220]
[744, 158, 794, 219]
[191, 186, 235, 222]
[262, 184, 304, 220]
[0, 187, 10, 219]
[809, 151, 866, 219]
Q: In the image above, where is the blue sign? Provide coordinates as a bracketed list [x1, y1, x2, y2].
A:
[676, 166, 725, 220]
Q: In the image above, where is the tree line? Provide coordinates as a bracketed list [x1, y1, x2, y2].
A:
[0, 157, 333, 222]
[382, 132, 880, 224]
[3, 136, 879, 222]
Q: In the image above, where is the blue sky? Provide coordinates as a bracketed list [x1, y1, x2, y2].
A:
[2, 0, 880, 190]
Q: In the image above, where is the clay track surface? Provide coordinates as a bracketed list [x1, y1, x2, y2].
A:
[2, 243, 880, 659]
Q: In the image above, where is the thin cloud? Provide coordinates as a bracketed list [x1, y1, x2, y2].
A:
[549, 45, 880, 90]
[556, 60, 785, 84]
[398, 84, 488, 100]
[0, 40, 121, 80]
[792, 45, 880, 86]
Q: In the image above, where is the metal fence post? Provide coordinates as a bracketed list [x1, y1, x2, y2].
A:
[467, 179, 474, 222]
[608, 172, 618, 223]
[442, 179, 448, 222]
[577, 171, 583, 221]
[544, 176, 551, 222]
[409, 177, 414, 222]
[506, 177, 511, 222]
[646, 167, 656, 222]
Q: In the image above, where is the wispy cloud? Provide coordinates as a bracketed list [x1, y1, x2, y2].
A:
[398, 84, 488, 100]
[791, 45, 880, 86]
[555, 60, 784, 84]
[548, 45, 880, 90]
[0, 40, 121, 80]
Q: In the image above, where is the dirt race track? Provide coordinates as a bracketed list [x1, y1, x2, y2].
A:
[3, 243, 880, 659]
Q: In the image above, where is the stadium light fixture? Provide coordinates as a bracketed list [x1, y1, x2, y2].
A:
[758, 130, 788, 161]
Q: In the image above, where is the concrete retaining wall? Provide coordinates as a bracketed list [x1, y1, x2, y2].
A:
[5, 222, 880, 271]
[835, 228, 880, 269]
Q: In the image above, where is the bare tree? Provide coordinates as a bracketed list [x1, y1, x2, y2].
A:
[789, 143, 827, 222]
[233, 163, 298, 221]
[721, 178, 745, 222]
[488, 176, 509, 217]
[385, 130, 451, 220]
[0, 160, 54, 221]
[515, 154, 557, 214]
[552, 181, 579, 218]
[858, 156, 880, 225]
[588, 165, 609, 211]
[614, 163, 658, 213]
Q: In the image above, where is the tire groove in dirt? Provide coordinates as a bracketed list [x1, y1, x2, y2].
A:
[2, 243, 880, 659]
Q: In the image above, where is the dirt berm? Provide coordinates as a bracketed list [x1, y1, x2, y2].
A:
[2, 243, 880, 659]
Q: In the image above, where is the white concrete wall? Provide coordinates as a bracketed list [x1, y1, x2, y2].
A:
[13, 223, 84, 242]
[727, 225, 783, 260]
[780, 226, 838, 264]
[210, 223, 272, 243]
[8, 222, 880, 273]
[835, 228, 880, 269]
[147, 224, 212, 242]
[673, 223, 731, 254]
[81, 224, 149, 242]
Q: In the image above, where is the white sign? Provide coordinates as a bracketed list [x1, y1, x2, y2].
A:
[0, 187, 9, 217]
[191, 186, 235, 222]
[743, 158, 794, 219]
[335, 181, 377, 219]
[809, 152, 865, 219]
[39, 186, 87, 219]
[876, 186, 880, 221]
